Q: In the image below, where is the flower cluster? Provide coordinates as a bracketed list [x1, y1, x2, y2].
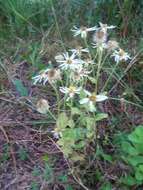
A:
[31, 22, 132, 143]
[32, 22, 131, 113]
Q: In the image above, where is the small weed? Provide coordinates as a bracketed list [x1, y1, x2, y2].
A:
[18, 147, 29, 161]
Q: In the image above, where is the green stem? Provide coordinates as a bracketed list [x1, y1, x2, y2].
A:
[47, 109, 56, 120]
[50, 0, 66, 51]
[101, 61, 119, 92]
[95, 48, 103, 93]
[51, 84, 60, 116]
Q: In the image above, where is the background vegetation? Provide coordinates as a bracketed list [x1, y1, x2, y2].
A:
[0, 0, 143, 190]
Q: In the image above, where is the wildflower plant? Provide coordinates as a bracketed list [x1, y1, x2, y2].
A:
[32, 22, 131, 189]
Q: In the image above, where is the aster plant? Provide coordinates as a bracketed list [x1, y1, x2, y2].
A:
[32, 22, 131, 190]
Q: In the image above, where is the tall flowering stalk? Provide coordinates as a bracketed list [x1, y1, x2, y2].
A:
[32, 21, 132, 190]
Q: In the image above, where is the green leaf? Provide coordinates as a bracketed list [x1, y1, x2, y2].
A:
[58, 174, 68, 183]
[71, 107, 81, 115]
[67, 119, 75, 128]
[32, 167, 41, 177]
[128, 126, 143, 144]
[121, 142, 139, 155]
[12, 79, 28, 96]
[56, 112, 68, 129]
[100, 182, 112, 190]
[101, 153, 113, 162]
[127, 156, 143, 166]
[95, 113, 108, 122]
[88, 76, 97, 84]
[135, 170, 143, 181]
[121, 175, 137, 186]
[138, 164, 143, 173]
[42, 154, 49, 162]
[84, 117, 94, 129]
[66, 185, 73, 190]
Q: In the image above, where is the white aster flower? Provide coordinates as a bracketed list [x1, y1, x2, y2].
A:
[70, 46, 89, 56]
[92, 29, 107, 51]
[99, 22, 116, 33]
[32, 68, 50, 85]
[111, 48, 131, 63]
[32, 68, 61, 85]
[70, 67, 91, 81]
[60, 85, 81, 101]
[84, 58, 95, 67]
[105, 40, 119, 51]
[93, 29, 107, 44]
[71, 25, 97, 38]
[79, 90, 108, 112]
[56, 52, 83, 70]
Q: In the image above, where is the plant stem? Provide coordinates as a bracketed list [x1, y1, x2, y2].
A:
[95, 48, 103, 93]
[101, 61, 119, 92]
[50, 0, 66, 52]
[51, 83, 60, 117]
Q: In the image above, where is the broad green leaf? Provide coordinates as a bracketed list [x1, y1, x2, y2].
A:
[42, 154, 49, 162]
[74, 141, 85, 149]
[66, 185, 73, 190]
[135, 170, 143, 181]
[71, 107, 81, 115]
[127, 156, 143, 166]
[134, 143, 143, 153]
[58, 174, 68, 183]
[121, 142, 139, 155]
[101, 153, 113, 162]
[67, 119, 74, 128]
[100, 182, 112, 190]
[128, 126, 143, 144]
[84, 117, 94, 129]
[95, 113, 108, 122]
[70, 152, 85, 162]
[121, 175, 137, 186]
[139, 164, 143, 173]
[87, 76, 97, 84]
[56, 112, 68, 129]
[12, 79, 28, 96]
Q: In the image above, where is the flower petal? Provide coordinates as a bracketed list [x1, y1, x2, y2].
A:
[96, 95, 108, 102]
[79, 98, 89, 104]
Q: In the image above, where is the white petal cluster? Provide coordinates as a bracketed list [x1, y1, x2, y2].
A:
[56, 52, 84, 71]
[70, 67, 91, 81]
[32, 68, 61, 85]
[70, 46, 89, 56]
[71, 26, 97, 38]
[60, 86, 81, 101]
[111, 48, 131, 63]
[32, 21, 131, 118]
[80, 90, 108, 112]
[32, 68, 50, 85]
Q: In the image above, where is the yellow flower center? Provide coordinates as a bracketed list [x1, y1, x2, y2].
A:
[67, 59, 72, 64]
[89, 94, 96, 102]
[96, 30, 105, 39]
[81, 26, 87, 31]
[119, 49, 125, 57]
[69, 86, 76, 93]
[48, 69, 56, 78]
